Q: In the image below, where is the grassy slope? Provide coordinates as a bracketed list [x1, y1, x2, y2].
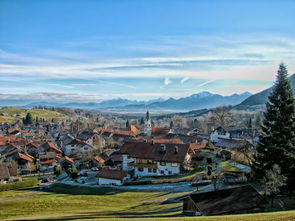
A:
[0, 184, 295, 221]
[0, 107, 66, 123]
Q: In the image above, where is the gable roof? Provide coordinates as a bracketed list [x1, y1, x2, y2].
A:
[120, 141, 192, 163]
[151, 127, 170, 136]
[215, 138, 252, 150]
[183, 185, 268, 215]
[40, 142, 62, 153]
[77, 131, 97, 141]
[96, 168, 127, 180]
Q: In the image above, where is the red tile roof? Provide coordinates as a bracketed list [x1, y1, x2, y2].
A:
[190, 142, 208, 150]
[40, 159, 56, 165]
[40, 142, 62, 153]
[94, 156, 105, 164]
[96, 168, 128, 180]
[64, 156, 74, 163]
[18, 153, 34, 162]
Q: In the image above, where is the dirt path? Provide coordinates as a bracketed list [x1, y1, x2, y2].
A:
[0, 192, 43, 203]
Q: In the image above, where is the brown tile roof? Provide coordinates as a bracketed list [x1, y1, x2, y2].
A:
[96, 168, 127, 180]
[183, 185, 268, 215]
[152, 127, 170, 136]
[120, 141, 192, 163]
[190, 142, 208, 150]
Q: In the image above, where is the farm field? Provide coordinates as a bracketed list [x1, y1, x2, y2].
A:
[0, 183, 295, 221]
[0, 107, 66, 123]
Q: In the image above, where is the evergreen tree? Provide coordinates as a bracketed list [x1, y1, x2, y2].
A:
[247, 117, 252, 129]
[23, 113, 33, 125]
[254, 63, 295, 191]
[170, 120, 174, 129]
[126, 120, 130, 128]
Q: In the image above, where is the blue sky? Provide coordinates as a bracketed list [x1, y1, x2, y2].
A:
[1, 0, 295, 102]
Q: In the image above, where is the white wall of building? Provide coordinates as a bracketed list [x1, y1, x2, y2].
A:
[98, 177, 122, 185]
[210, 131, 230, 143]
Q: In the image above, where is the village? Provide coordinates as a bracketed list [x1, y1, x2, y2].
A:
[1, 106, 272, 217]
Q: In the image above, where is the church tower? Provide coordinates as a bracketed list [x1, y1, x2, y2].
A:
[144, 110, 152, 136]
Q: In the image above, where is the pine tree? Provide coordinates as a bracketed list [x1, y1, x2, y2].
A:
[170, 120, 174, 129]
[247, 118, 252, 129]
[126, 120, 130, 128]
[254, 63, 295, 191]
[23, 113, 33, 125]
[140, 117, 144, 125]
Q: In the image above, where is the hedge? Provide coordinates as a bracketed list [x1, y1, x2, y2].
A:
[0, 178, 39, 191]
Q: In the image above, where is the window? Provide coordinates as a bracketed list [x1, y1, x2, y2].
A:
[84, 147, 88, 150]
[168, 171, 172, 175]
[138, 168, 144, 172]
[160, 162, 166, 166]
[148, 168, 152, 173]
[153, 169, 157, 173]
[171, 162, 178, 167]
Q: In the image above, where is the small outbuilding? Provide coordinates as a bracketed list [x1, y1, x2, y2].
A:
[96, 168, 129, 186]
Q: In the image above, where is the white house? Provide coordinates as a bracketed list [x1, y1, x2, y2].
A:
[121, 141, 193, 177]
[63, 139, 94, 156]
[210, 126, 231, 143]
[95, 168, 129, 185]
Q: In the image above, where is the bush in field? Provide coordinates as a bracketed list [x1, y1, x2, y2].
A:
[0, 178, 38, 192]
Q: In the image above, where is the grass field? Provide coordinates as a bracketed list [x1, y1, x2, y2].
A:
[0, 107, 66, 123]
[0, 183, 295, 221]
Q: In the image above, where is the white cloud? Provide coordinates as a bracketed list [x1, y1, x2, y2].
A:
[164, 77, 172, 86]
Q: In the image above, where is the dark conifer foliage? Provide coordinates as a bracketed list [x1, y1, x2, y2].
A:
[254, 63, 295, 191]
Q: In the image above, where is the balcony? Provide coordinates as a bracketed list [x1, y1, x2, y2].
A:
[128, 162, 157, 169]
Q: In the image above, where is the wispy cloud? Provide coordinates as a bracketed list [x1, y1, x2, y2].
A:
[181, 77, 190, 84]
[197, 79, 218, 87]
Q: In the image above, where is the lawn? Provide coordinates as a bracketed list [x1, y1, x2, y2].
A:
[1, 183, 295, 220]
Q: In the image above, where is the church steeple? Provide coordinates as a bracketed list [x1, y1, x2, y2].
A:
[146, 110, 150, 121]
[144, 110, 152, 136]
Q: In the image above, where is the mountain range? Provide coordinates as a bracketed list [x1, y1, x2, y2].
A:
[0, 91, 252, 113]
[236, 73, 295, 109]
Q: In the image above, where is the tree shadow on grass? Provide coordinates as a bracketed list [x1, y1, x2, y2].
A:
[21, 205, 183, 221]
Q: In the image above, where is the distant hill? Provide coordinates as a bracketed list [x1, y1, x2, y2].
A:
[0, 107, 67, 123]
[236, 74, 295, 109]
[108, 91, 252, 112]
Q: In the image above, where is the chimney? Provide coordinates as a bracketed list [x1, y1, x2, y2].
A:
[174, 146, 178, 154]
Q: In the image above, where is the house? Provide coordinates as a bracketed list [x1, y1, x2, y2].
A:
[181, 185, 268, 216]
[121, 141, 194, 177]
[77, 131, 105, 147]
[95, 168, 129, 185]
[210, 126, 231, 143]
[63, 139, 94, 156]
[38, 142, 62, 167]
[25, 142, 42, 158]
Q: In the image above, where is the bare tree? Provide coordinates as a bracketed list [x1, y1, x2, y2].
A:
[262, 164, 287, 207]
[209, 106, 234, 127]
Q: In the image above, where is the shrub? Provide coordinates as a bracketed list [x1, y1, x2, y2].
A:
[0, 178, 39, 191]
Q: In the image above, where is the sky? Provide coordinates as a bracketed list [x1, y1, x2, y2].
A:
[1, 0, 295, 102]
